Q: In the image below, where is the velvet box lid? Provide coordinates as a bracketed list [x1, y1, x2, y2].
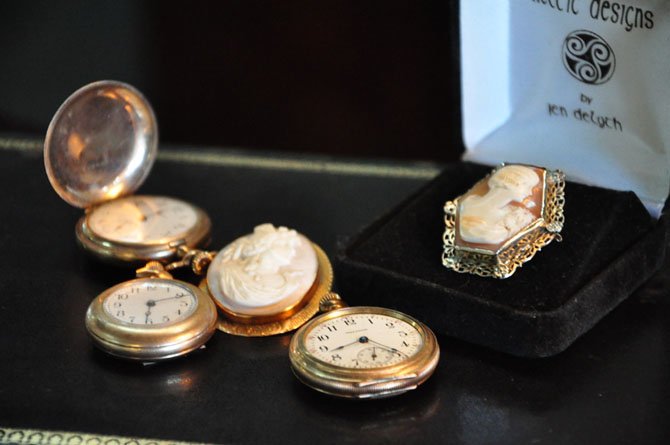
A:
[334, 1, 669, 357]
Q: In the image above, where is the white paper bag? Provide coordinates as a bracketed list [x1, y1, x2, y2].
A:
[461, 0, 670, 216]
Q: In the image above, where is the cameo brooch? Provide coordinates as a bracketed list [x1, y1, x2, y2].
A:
[442, 164, 565, 279]
[202, 224, 334, 336]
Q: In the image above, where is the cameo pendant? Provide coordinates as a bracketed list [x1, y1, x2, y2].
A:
[203, 224, 334, 336]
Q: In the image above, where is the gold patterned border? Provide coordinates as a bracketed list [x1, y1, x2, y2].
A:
[0, 427, 211, 445]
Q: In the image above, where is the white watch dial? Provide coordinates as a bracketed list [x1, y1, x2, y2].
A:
[103, 280, 197, 325]
[87, 196, 198, 244]
[304, 313, 423, 369]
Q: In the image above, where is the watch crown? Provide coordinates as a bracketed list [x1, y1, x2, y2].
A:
[319, 293, 347, 312]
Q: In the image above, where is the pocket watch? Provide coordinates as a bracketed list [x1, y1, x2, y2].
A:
[201, 223, 334, 337]
[289, 296, 440, 399]
[85, 262, 218, 362]
[44, 80, 211, 263]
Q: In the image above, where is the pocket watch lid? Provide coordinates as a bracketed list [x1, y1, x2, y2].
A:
[44, 80, 158, 208]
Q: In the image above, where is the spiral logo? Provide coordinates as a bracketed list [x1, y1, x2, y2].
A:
[562, 30, 615, 85]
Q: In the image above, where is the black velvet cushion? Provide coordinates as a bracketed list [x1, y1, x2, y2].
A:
[335, 162, 667, 357]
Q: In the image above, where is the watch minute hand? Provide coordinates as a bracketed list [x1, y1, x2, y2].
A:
[332, 336, 369, 351]
[332, 340, 359, 351]
[152, 294, 188, 304]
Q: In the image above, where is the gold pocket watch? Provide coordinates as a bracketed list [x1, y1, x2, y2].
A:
[289, 296, 440, 399]
[85, 262, 218, 362]
[44, 80, 211, 264]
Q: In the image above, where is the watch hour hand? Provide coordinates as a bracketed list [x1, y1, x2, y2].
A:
[133, 199, 152, 222]
[144, 299, 156, 324]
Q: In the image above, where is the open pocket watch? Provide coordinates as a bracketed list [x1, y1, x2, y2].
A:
[85, 261, 218, 362]
[44, 80, 211, 264]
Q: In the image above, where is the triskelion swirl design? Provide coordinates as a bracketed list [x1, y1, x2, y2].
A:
[562, 30, 615, 85]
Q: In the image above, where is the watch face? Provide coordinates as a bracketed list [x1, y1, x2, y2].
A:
[304, 312, 423, 369]
[102, 280, 197, 326]
[87, 277, 218, 361]
[87, 196, 199, 244]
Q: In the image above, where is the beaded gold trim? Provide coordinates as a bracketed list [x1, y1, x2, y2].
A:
[0, 427, 206, 445]
[442, 167, 565, 279]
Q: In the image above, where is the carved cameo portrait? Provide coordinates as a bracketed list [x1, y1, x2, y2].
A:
[207, 224, 319, 317]
[443, 164, 564, 279]
[455, 165, 545, 252]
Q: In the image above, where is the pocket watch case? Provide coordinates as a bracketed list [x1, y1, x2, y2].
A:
[44, 80, 211, 263]
[289, 306, 440, 399]
[85, 276, 218, 362]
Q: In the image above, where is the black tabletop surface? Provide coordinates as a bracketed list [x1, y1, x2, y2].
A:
[1, 139, 669, 445]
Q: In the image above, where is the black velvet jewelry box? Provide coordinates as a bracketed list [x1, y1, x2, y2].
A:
[335, 161, 668, 357]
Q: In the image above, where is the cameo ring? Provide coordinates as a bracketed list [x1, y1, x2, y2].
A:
[442, 164, 565, 279]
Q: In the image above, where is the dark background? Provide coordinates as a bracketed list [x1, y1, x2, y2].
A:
[3, 4, 670, 444]
[0, 0, 461, 161]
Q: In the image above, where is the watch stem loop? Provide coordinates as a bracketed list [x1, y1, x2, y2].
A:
[136, 261, 173, 279]
[190, 250, 216, 275]
[167, 247, 216, 275]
